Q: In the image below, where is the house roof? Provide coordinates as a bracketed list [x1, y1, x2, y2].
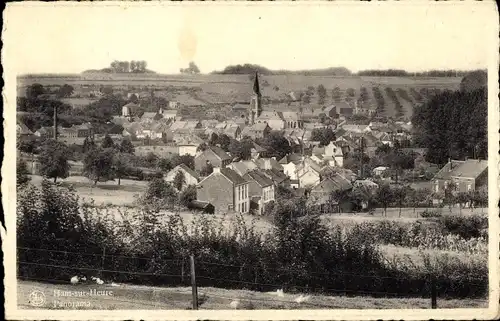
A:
[279, 153, 303, 164]
[170, 121, 187, 131]
[220, 167, 248, 185]
[251, 123, 270, 131]
[255, 157, 283, 171]
[172, 164, 200, 181]
[162, 109, 178, 117]
[434, 159, 488, 180]
[281, 111, 300, 121]
[251, 142, 267, 153]
[312, 146, 326, 155]
[141, 112, 157, 119]
[261, 168, 287, 184]
[207, 146, 232, 161]
[17, 121, 33, 135]
[312, 174, 352, 193]
[244, 169, 274, 187]
[229, 161, 258, 176]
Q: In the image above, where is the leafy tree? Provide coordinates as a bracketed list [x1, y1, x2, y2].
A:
[157, 158, 173, 172]
[376, 184, 394, 216]
[228, 138, 253, 160]
[38, 139, 70, 183]
[119, 138, 135, 154]
[332, 86, 342, 102]
[412, 88, 487, 163]
[173, 171, 186, 191]
[101, 134, 115, 149]
[143, 178, 177, 207]
[460, 70, 487, 92]
[391, 185, 408, 217]
[311, 127, 336, 147]
[82, 137, 96, 154]
[144, 152, 159, 168]
[209, 133, 219, 146]
[456, 192, 469, 214]
[217, 134, 231, 151]
[57, 84, 74, 98]
[113, 152, 131, 186]
[83, 148, 115, 185]
[256, 131, 291, 160]
[200, 163, 214, 176]
[197, 142, 209, 152]
[179, 185, 197, 208]
[18, 136, 42, 154]
[172, 154, 195, 170]
[26, 83, 45, 99]
[317, 84, 327, 105]
[17, 159, 31, 188]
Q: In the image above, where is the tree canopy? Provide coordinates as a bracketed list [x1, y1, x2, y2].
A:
[412, 87, 487, 164]
[38, 139, 71, 183]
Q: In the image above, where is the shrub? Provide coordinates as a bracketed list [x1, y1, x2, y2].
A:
[17, 186, 488, 299]
[420, 210, 442, 218]
[439, 214, 488, 239]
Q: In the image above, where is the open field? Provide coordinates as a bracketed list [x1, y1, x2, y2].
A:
[18, 280, 486, 310]
[18, 74, 462, 118]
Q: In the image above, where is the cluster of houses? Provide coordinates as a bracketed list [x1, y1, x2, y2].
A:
[17, 73, 489, 214]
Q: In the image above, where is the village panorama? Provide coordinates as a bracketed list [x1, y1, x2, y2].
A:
[16, 63, 488, 310]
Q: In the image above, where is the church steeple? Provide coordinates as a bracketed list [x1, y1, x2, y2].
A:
[249, 72, 262, 125]
[253, 72, 261, 97]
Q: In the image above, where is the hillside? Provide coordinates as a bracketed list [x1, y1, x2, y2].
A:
[17, 74, 462, 119]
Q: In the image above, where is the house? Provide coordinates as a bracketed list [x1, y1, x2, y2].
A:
[122, 102, 139, 120]
[279, 153, 304, 181]
[307, 174, 353, 212]
[433, 158, 488, 194]
[324, 141, 344, 167]
[243, 170, 275, 215]
[160, 109, 178, 121]
[255, 111, 285, 130]
[335, 101, 355, 117]
[227, 160, 258, 177]
[17, 122, 33, 137]
[373, 166, 389, 178]
[281, 111, 304, 129]
[240, 123, 271, 139]
[341, 124, 371, 134]
[173, 134, 204, 156]
[194, 146, 232, 172]
[169, 101, 180, 109]
[250, 142, 267, 159]
[196, 167, 250, 214]
[255, 157, 283, 172]
[324, 105, 338, 118]
[141, 112, 158, 122]
[135, 144, 179, 158]
[224, 125, 242, 140]
[151, 122, 174, 141]
[165, 164, 200, 190]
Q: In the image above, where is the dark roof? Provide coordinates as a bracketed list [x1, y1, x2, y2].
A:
[312, 175, 352, 193]
[434, 159, 488, 180]
[278, 153, 303, 164]
[252, 142, 267, 153]
[244, 169, 274, 187]
[220, 168, 248, 185]
[262, 168, 288, 184]
[207, 146, 232, 161]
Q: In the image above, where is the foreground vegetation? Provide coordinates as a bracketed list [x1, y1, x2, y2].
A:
[17, 180, 487, 300]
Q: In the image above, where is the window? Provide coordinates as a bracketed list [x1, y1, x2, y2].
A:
[238, 203, 241, 212]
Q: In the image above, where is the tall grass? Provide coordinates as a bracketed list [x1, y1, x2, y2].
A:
[17, 180, 487, 298]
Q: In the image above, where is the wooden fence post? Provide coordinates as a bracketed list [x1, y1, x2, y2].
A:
[190, 255, 198, 310]
[431, 276, 437, 309]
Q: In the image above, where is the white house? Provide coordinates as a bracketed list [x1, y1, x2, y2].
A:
[324, 141, 344, 167]
[165, 164, 200, 190]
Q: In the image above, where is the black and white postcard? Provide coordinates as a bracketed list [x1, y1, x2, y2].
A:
[2, 1, 499, 320]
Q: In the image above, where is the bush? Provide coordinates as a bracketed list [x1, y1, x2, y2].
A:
[439, 214, 488, 239]
[17, 186, 487, 299]
[420, 210, 442, 218]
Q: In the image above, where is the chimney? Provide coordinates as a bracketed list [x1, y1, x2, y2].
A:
[213, 167, 221, 174]
[263, 159, 272, 170]
[448, 157, 452, 171]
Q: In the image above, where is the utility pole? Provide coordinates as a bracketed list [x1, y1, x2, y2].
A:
[359, 136, 364, 179]
[53, 105, 58, 140]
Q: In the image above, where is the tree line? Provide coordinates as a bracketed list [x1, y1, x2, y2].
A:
[108, 60, 149, 73]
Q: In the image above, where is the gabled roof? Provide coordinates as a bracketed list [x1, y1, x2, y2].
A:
[206, 146, 232, 161]
[279, 153, 303, 164]
[170, 164, 200, 181]
[17, 121, 33, 135]
[170, 121, 187, 131]
[122, 102, 140, 109]
[220, 168, 248, 185]
[141, 112, 157, 119]
[434, 159, 488, 180]
[229, 161, 258, 176]
[251, 142, 267, 153]
[281, 111, 300, 121]
[312, 174, 352, 193]
[251, 123, 270, 131]
[255, 157, 283, 171]
[244, 169, 274, 187]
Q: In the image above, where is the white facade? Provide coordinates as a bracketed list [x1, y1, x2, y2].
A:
[282, 162, 299, 180]
[235, 184, 250, 213]
[165, 166, 199, 190]
[178, 145, 198, 156]
[298, 170, 321, 188]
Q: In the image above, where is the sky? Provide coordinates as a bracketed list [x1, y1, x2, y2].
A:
[4, 1, 498, 75]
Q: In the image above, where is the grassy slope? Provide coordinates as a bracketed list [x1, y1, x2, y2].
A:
[18, 280, 486, 310]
